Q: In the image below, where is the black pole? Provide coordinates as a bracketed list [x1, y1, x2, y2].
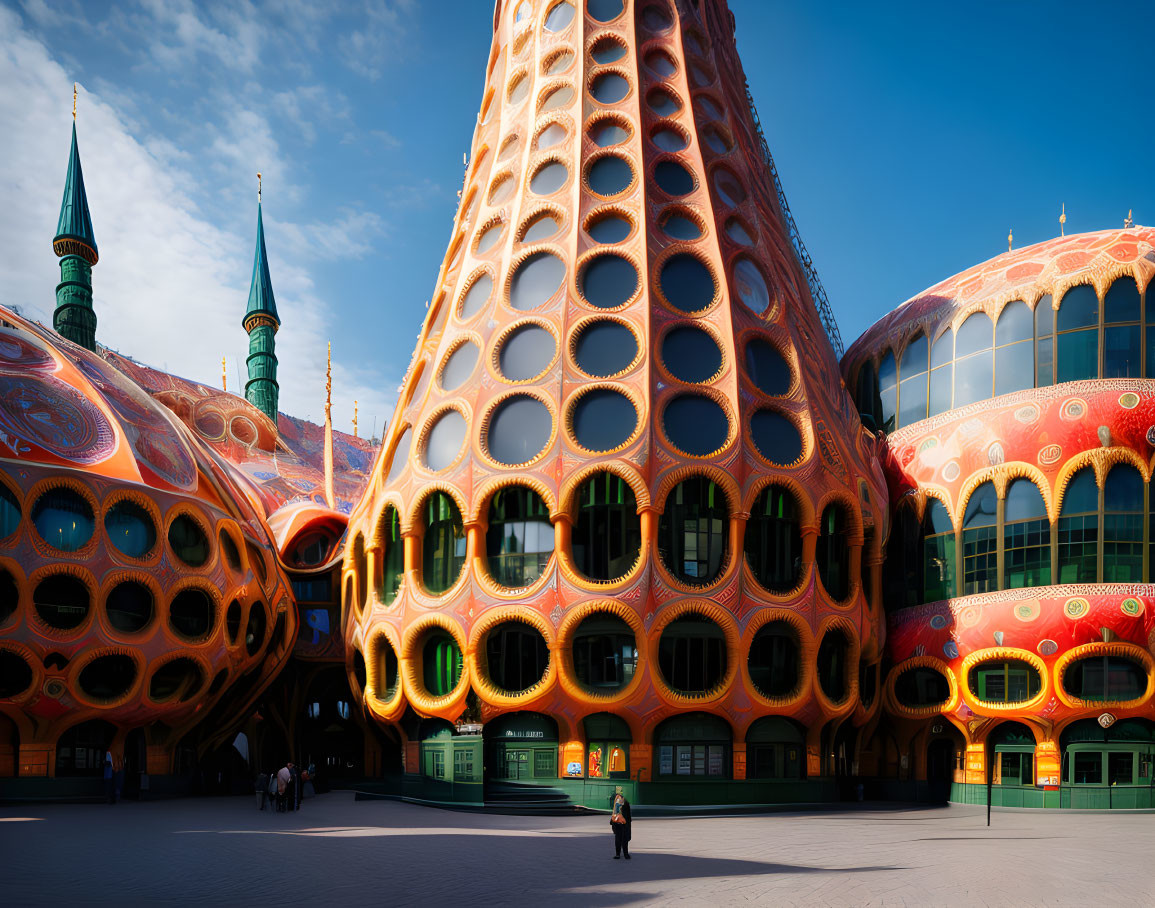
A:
[986, 762, 992, 827]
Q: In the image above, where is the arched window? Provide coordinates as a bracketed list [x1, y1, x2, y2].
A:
[743, 485, 800, 593]
[854, 360, 881, 431]
[928, 329, 953, 416]
[379, 506, 403, 606]
[817, 629, 849, 702]
[572, 473, 640, 581]
[990, 722, 1036, 787]
[1103, 277, 1141, 378]
[747, 621, 800, 698]
[658, 614, 727, 694]
[422, 492, 466, 594]
[486, 487, 554, 587]
[746, 716, 804, 779]
[1003, 479, 1050, 588]
[922, 499, 955, 602]
[878, 352, 896, 433]
[422, 631, 462, 696]
[572, 614, 636, 691]
[484, 620, 549, 694]
[1063, 654, 1146, 701]
[816, 504, 850, 601]
[883, 505, 920, 612]
[1103, 465, 1143, 582]
[962, 482, 997, 594]
[898, 333, 928, 426]
[1056, 284, 1099, 382]
[953, 312, 993, 407]
[1058, 468, 1098, 583]
[994, 301, 1034, 395]
[1035, 296, 1054, 386]
[658, 477, 728, 585]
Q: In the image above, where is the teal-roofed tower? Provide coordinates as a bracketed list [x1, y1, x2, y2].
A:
[243, 174, 280, 423]
[53, 85, 99, 351]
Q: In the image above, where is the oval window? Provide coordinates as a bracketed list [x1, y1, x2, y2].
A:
[168, 514, 209, 567]
[658, 477, 729, 585]
[663, 394, 728, 455]
[573, 319, 638, 377]
[660, 254, 715, 312]
[968, 659, 1042, 704]
[499, 323, 556, 381]
[424, 409, 467, 472]
[105, 500, 156, 559]
[894, 666, 951, 707]
[571, 389, 637, 452]
[662, 325, 722, 383]
[580, 254, 637, 308]
[32, 488, 94, 552]
[510, 252, 566, 310]
[486, 487, 554, 587]
[486, 395, 552, 465]
[751, 410, 802, 464]
[440, 341, 480, 392]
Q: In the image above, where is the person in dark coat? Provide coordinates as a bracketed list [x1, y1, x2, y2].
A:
[610, 790, 632, 859]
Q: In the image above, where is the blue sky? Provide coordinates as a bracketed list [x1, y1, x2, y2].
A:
[1, 1, 1150, 435]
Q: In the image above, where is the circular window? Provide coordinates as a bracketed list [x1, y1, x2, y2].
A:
[521, 212, 560, 243]
[726, 217, 754, 246]
[588, 0, 624, 22]
[32, 488, 94, 552]
[748, 622, 800, 698]
[246, 601, 267, 656]
[424, 409, 467, 472]
[702, 125, 732, 154]
[658, 208, 702, 240]
[460, 273, 493, 320]
[386, 427, 412, 483]
[663, 394, 728, 455]
[591, 72, 629, 105]
[647, 88, 681, 117]
[531, 160, 568, 195]
[487, 396, 552, 466]
[661, 326, 722, 383]
[226, 599, 241, 644]
[168, 514, 209, 567]
[587, 154, 633, 196]
[476, 221, 504, 254]
[745, 485, 801, 593]
[573, 319, 638, 377]
[572, 472, 640, 581]
[486, 487, 554, 587]
[751, 410, 802, 465]
[745, 338, 791, 395]
[580, 254, 637, 308]
[219, 530, 242, 572]
[894, 666, 951, 708]
[484, 620, 549, 694]
[422, 492, 466, 595]
[586, 212, 631, 244]
[651, 125, 688, 152]
[713, 167, 746, 207]
[489, 173, 515, 206]
[499, 323, 556, 381]
[641, 3, 672, 31]
[658, 614, 726, 694]
[0, 570, 17, 625]
[590, 35, 626, 64]
[733, 257, 770, 314]
[572, 388, 637, 452]
[105, 500, 156, 559]
[169, 588, 214, 640]
[572, 614, 636, 692]
[106, 581, 153, 634]
[0, 483, 19, 540]
[544, 1, 575, 31]
[968, 659, 1042, 704]
[540, 84, 574, 112]
[653, 160, 695, 196]
[544, 49, 574, 74]
[440, 341, 480, 392]
[510, 252, 566, 310]
[149, 657, 205, 702]
[0, 650, 32, 698]
[645, 49, 676, 76]
[659, 477, 729, 585]
[79, 654, 137, 702]
[536, 122, 567, 150]
[660, 254, 715, 312]
[589, 118, 631, 147]
[34, 574, 89, 630]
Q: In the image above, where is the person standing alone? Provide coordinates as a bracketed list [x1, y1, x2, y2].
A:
[610, 789, 632, 860]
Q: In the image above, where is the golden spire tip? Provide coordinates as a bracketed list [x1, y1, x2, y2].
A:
[73, 83, 77, 120]
[1125, 209, 1134, 229]
[1007, 227, 1013, 253]
[257, 172, 262, 203]
[1059, 202, 1066, 237]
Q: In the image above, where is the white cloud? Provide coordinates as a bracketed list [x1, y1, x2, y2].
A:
[0, 5, 392, 437]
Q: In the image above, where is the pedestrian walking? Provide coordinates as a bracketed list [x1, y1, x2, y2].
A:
[610, 788, 632, 860]
[104, 749, 115, 804]
[277, 763, 292, 812]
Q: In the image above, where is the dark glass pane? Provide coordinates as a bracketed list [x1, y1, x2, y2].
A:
[590, 37, 626, 64]
[486, 622, 549, 693]
[590, 72, 628, 104]
[969, 660, 1041, 703]
[1057, 284, 1098, 330]
[169, 588, 214, 639]
[587, 155, 633, 195]
[955, 312, 993, 357]
[424, 409, 466, 472]
[1035, 296, 1054, 333]
[879, 384, 896, 433]
[1104, 465, 1143, 511]
[922, 500, 955, 602]
[659, 211, 701, 240]
[499, 323, 556, 381]
[744, 485, 801, 593]
[748, 623, 799, 697]
[587, 214, 631, 244]
[591, 122, 628, 150]
[440, 341, 479, 391]
[994, 341, 1034, 396]
[654, 160, 695, 196]
[168, 515, 208, 567]
[32, 489, 94, 552]
[487, 395, 551, 465]
[660, 254, 715, 312]
[712, 168, 745, 206]
[105, 501, 156, 559]
[644, 49, 675, 75]
[751, 410, 802, 464]
[702, 125, 730, 153]
[34, 574, 89, 629]
[521, 213, 560, 243]
[422, 492, 466, 594]
[379, 507, 403, 606]
[148, 658, 204, 702]
[573, 319, 637, 376]
[106, 581, 152, 633]
[733, 257, 769, 314]
[1062, 468, 1098, 514]
[900, 334, 928, 377]
[530, 160, 568, 195]
[817, 630, 848, 701]
[817, 505, 849, 601]
[0, 484, 18, 539]
[1036, 337, 1054, 387]
[898, 374, 928, 426]
[245, 602, 266, 655]
[995, 301, 1033, 346]
[580, 254, 638, 307]
[460, 273, 493, 319]
[954, 350, 993, 406]
[572, 389, 637, 452]
[1057, 329, 1097, 382]
[387, 428, 411, 483]
[573, 616, 636, 691]
[486, 488, 554, 587]
[510, 252, 565, 310]
[658, 615, 726, 693]
[894, 667, 950, 707]
[878, 352, 897, 391]
[651, 127, 687, 152]
[929, 364, 952, 415]
[1146, 326, 1155, 378]
[647, 88, 681, 116]
[1104, 325, 1140, 378]
[963, 483, 997, 530]
[1064, 656, 1146, 701]
[80, 655, 137, 701]
[661, 326, 721, 382]
[663, 394, 728, 455]
[930, 329, 953, 368]
[642, 3, 672, 31]
[1058, 469, 1098, 583]
[1104, 466, 1144, 583]
[1005, 479, 1045, 521]
[1104, 277, 1141, 323]
[220, 531, 242, 571]
[0, 650, 32, 698]
[423, 633, 462, 695]
[658, 478, 729, 584]
[573, 473, 640, 581]
[746, 338, 790, 395]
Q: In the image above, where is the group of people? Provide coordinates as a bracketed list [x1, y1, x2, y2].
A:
[256, 761, 314, 812]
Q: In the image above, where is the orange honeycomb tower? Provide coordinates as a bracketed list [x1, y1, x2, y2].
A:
[343, 0, 887, 795]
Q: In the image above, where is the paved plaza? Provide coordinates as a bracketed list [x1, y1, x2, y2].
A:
[1, 793, 1152, 906]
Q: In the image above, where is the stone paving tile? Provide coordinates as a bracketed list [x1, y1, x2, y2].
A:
[1, 794, 1153, 906]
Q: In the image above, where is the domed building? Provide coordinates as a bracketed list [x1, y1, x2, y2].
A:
[340, 0, 887, 807]
[844, 227, 1155, 809]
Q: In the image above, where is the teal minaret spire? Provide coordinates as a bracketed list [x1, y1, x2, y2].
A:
[53, 84, 99, 351]
[243, 173, 280, 424]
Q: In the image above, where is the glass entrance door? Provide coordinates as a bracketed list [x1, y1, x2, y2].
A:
[502, 747, 530, 780]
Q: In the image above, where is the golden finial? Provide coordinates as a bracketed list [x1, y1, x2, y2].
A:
[1059, 202, 1066, 237]
[325, 342, 332, 419]
[1125, 209, 1134, 229]
[257, 172, 262, 203]
[222, 356, 227, 391]
[73, 83, 77, 120]
[353, 401, 359, 438]
[1007, 228, 1013, 253]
